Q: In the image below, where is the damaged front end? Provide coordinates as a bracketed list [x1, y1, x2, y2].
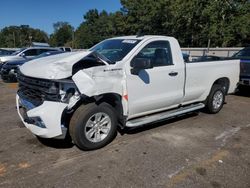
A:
[16, 50, 127, 139]
[16, 72, 82, 139]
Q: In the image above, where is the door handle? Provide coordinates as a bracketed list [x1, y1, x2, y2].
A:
[169, 71, 178, 76]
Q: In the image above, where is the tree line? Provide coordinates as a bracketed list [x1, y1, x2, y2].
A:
[0, 0, 249, 48]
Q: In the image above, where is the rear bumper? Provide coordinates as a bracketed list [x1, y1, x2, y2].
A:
[16, 94, 68, 138]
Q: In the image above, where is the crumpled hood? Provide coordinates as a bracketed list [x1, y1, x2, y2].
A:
[20, 51, 92, 79]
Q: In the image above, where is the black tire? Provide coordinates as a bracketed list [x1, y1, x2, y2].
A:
[205, 84, 225, 114]
[69, 103, 117, 150]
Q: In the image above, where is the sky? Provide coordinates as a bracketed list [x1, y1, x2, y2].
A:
[0, 0, 122, 34]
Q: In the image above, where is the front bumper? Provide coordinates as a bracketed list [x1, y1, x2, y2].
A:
[0, 69, 17, 81]
[16, 94, 68, 138]
[239, 78, 250, 86]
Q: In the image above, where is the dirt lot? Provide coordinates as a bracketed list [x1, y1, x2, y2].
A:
[0, 80, 250, 188]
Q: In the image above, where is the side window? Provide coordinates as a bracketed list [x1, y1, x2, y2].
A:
[37, 49, 53, 55]
[24, 49, 39, 56]
[137, 41, 173, 66]
[65, 48, 71, 52]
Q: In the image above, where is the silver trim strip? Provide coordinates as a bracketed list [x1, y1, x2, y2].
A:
[126, 103, 205, 127]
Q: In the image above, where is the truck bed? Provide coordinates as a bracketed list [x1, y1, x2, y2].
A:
[182, 59, 240, 105]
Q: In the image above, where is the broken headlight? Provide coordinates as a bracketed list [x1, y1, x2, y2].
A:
[57, 80, 80, 104]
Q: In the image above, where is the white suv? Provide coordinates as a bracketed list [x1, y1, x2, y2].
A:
[0, 47, 60, 65]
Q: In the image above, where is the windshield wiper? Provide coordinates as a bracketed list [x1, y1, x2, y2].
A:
[92, 51, 115, 65]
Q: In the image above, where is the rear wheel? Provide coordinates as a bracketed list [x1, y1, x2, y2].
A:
[69, 103, 117, 150]
[205, 84, 225, 114]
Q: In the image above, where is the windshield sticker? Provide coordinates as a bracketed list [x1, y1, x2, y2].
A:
[122, 40, 137, 44]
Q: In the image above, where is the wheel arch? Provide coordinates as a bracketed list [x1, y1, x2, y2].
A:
[61, 93, 126, 131]
[212, 77, 230, 94]
[95, 93, 125, 127]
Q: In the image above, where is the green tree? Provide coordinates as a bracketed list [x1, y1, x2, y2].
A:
[203, 0, 250, 47]
[75, 9, 118, 48]
[168, 0, 211, 47]
[49, 22, 74, 47]
[0, 25, 48, 48]
[120, 0, 174, 35]
[64, 0, 250, 48]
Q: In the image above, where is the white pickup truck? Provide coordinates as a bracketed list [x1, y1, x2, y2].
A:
[16, 35, 240, 150]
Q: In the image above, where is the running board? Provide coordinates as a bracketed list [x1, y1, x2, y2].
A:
[126, 103, 205, 128]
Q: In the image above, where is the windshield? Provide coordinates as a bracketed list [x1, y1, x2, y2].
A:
[233, 48, 250, 58]
[90, 39, 141, 63]
[12, 48, 26, 55]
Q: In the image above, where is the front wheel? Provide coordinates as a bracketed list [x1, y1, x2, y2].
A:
[69, 103, 117, 150]
[205, 84, 225, 114]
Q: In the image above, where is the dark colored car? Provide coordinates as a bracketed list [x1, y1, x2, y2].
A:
[182, 53, 190, 63]
[0, 51, 65, 82]
[192, 55, 222, 62]
[232, 47, 250, 87]
[0, 49, 16, 57]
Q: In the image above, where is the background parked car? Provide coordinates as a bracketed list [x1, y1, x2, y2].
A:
[0, 51, 65, 82]
[0, 49, 16, 57]
[59, 47, 72, 52]
[232, 47, 250, 87]
[192, 55, 222, 62]
[182, 53, 190, 63]
[0, 47, 60, 68]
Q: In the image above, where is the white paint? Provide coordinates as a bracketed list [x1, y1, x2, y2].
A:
[122, 36, 239, 119]
[72, 64, 125, 97]
[16, 35, 240, 138]
[16, 95, 67, 138]
[20, 51, 92, 79]
[183, 59, 240, 104]
[72, 64, 128, 116]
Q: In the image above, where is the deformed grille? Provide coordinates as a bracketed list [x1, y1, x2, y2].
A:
[17, 72, 60, 106]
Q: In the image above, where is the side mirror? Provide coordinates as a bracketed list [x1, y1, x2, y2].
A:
[130, 57, 153, 75]
[20, 53, 26, 57]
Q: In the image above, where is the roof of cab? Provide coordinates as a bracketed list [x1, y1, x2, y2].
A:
[109, 35, 173, 40]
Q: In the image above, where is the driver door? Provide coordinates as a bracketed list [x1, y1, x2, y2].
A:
[126, 40, 185, 118]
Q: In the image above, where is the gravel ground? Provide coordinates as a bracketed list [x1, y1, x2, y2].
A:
[0, 80, 249, 188]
